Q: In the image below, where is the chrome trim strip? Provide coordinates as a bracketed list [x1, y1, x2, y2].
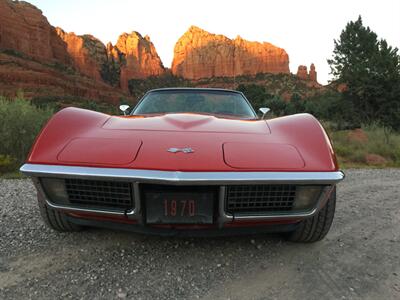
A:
[126, 182, 141, 221]
[218, 186, 233, 227]
[30, 172, 337, 221]
[21, 164, 345, 185]
[45, 199, 127, 216]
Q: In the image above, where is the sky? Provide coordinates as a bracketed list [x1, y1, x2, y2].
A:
[29, 0, 400, 85]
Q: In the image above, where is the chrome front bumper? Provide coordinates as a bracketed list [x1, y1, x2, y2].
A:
[21, 163, 345, 225]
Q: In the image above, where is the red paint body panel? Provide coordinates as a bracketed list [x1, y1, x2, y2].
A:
[58, 138, 142, 165]
[27, 107, 339, 172]
[223, 142, 305, 169]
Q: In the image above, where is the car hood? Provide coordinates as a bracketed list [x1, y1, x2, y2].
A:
[59, 114, 287, 171]
[102, 113, 271, 135]
[28, 109, 338, 172]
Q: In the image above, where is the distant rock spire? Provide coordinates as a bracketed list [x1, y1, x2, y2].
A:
[296, 65, 308, 80]
[309, 63, 317, 82]
[296, 63, 317, 83]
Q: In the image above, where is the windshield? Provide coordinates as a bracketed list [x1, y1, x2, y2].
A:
[132, 90, 257, 119]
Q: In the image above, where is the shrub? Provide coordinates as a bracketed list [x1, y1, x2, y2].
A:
[0, 95, 54, 169]
[329, 124, 400, 167]
[128, 74, 192, 100]
[237, 84, 274, 111]
[1, 49, 26, 58]
[0, 154, 17, 173]
[100, 61, 120, 87]
[31, 95, 117, 115]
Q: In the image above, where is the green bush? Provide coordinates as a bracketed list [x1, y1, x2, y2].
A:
[0, 154, 17, 173]
[100, 61, 120, 86]
[237, 84, 274, 111]
[329, 124, 400, 167]
[31, 95, 118, 115]
[0, 95, 54, 171]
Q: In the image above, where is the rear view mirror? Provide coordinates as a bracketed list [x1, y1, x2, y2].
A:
[259, 107, 270, 119]
[119, 105, 130, 115]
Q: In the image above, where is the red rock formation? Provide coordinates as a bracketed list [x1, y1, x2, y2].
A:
[347, 128, 368, 143]
[309, 63, 317, 82]
[112, 32, 165, 91]
[172, 26, 290, 79]
[0, 0, 129, 102]
[106, 42, 121, 62]
[0, 1, 323, 103]
[296, 65, 308, 80]
[0, 52, 129, 103]
[0, 0, 70, 64]
[56, 28, 108, 81]
[365, 154, 388, 165]
[297, 63, 318, 83]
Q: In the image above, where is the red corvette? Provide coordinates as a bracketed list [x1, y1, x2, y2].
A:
[21, 88, 344, 242]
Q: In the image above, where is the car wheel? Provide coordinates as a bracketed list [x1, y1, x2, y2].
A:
[38, 199, 82, 232]
[286, 187, 336, 243]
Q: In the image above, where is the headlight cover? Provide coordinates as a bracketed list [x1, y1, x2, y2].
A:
[40, 178, 69, 205]
[293, 186, 324, 211]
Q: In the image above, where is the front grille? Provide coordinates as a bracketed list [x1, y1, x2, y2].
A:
[226, 185, 296, 214]
[65, 178, 133, 210]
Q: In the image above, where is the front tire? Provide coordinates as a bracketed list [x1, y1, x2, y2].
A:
[38, 199, 82, 232]
[286, 187, 336, 243]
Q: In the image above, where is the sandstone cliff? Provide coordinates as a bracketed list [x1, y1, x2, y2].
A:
[0, 0, 128, 102]
[55, 29, 165, 90]
[56, 28, 108, 81]
[172, 26, 290, 79]
[0, 0, 166, 99]
[0, 0, 70, 64]
[112, 32, 165, 91]
[0, 0, 323, 103]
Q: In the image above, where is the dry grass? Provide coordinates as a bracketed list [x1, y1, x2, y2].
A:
[328, 124, 400, 168]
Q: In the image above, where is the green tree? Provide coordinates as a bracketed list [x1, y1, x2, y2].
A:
[285, 93, 305, 115]
[236, 84, 273, 111]
[100, 61, 120, 87]
[328, 16, 400, 130]
[267, 96, 287, 117]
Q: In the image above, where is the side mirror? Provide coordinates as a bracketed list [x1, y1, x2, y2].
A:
[259, 107, 270, 119]
[119, 105, 130, 115]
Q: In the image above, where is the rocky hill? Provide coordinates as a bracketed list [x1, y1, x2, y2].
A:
[172, 26, 290, 79]
[112, 32, 165, 91]
[56, 28, 165, 91]
[56, 28, 107, 82]
[0, 0, 165, 102]
[0, 0, 70, 64]
[0, 0, 321, 104]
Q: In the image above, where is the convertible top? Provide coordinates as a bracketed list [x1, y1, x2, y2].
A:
[146, 87, 244, 94]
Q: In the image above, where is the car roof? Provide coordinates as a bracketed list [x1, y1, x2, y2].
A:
[147, 87, 243, 94]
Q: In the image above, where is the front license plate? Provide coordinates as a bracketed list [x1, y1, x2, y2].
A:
[145, 188, 214, 224]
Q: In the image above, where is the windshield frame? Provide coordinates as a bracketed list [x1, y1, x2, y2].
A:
[130, 88, 258, 119]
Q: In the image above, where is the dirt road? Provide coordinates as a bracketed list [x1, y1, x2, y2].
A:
[1, 169, 399, 299]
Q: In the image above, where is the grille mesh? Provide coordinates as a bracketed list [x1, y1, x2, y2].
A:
[65, 178, 133, 210]
[226, 185, 296, 213]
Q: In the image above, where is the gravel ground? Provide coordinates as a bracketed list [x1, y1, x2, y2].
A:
[0, 169, 400, 300]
